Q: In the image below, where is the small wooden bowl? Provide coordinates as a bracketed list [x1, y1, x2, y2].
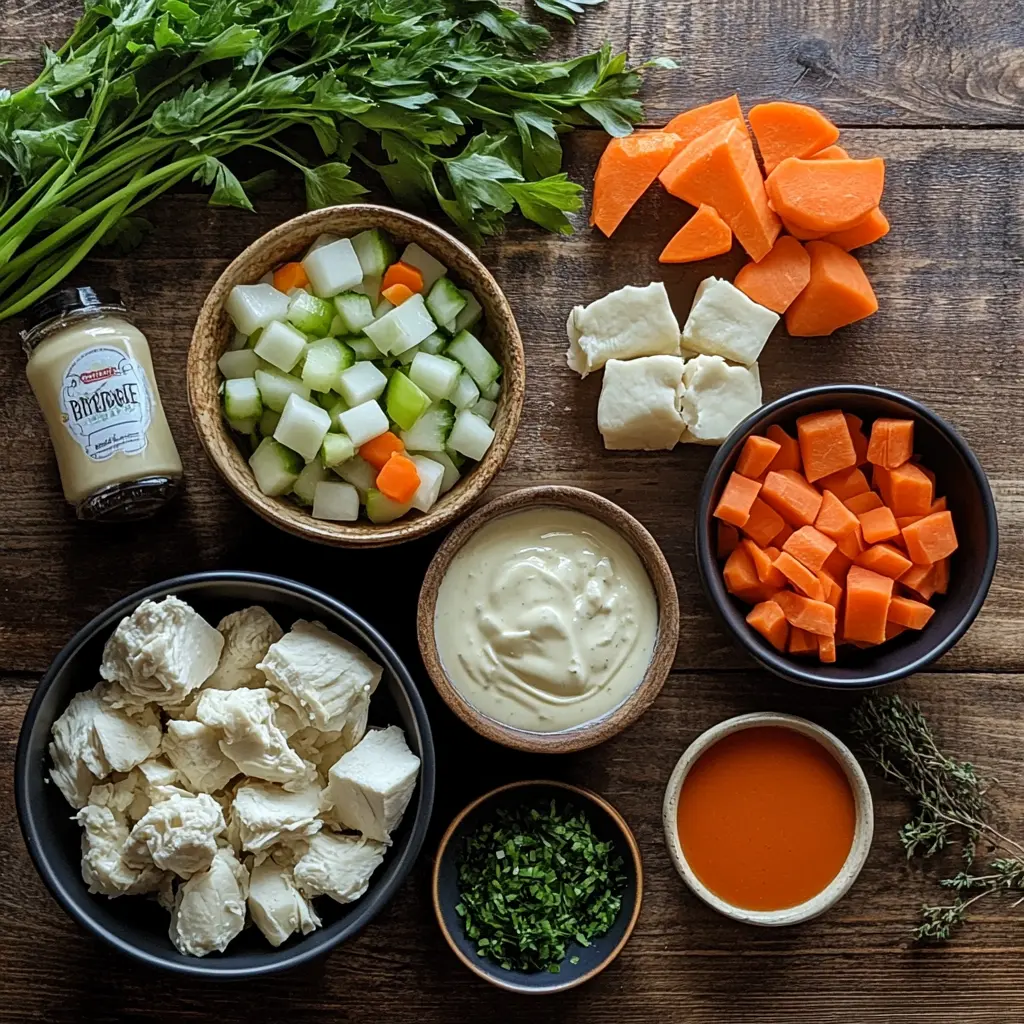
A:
[432, 780, 643, 994]
[188, 205, 525, 547]
[417, 485, 680, 752]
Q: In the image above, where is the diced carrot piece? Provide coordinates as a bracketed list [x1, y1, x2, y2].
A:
[900, 562, 936, 598]
[659, 121, 781, 262]
[844, 413, 870, 465]
[844, 565, 894, 644]
[789, 625, 818, 654]
[742, 498, 786, 547]
[773, 590, 836, 636]
[810, 145, 850, 161]
[717, 524, 740, 559]
[818, 633, 837, 663]
[748, 102, 841, 174]
[273, 261, 309, 292]
[723, 546, 779, 603]
[855, 543, 913, 579]
[381, 282, 415, 306]
[815, 490, 861, 540]
[782, 525, 836, 573]
[742, 540, 787, 588]
[902, 511, 958, 564]
[761, 470, 823, 526]
[932, 557, 950, 595]
[359, 430, 405, 470]
[824, 208, 890, 250]
[896, 515, 924, 530]
[858, 506, 900, 544]
[930, 495, 948, 514]
[823, 546, 852, 580]
[591, 131, 685, 237]
[736, 435, 782, 480]
[818, 466, 870, 501]
[746, 600, 790, 652]
[765, 424, 802, 472]
[375, 453, 420, 504]
[663, 95, 748, 149]
[773, 523, 794, 547]
[845, 491, 883, 515]
[884, 621, 908, 641]
[888, 463, 934, 517]
[713, 472, 762, 528]
[836, 526, 865, 559]
[766, 157, 886, 233]
[733, 236, 810, 313]
[796, 409, 857, 482]
[785, 241, 879, 337]
[660, 204, 732, 262]
[773, 551, 825, 600]
[381, 260, 425, 294]
[780, 215, 826, 241]
[867, 418, 915, 470]
[887, 596, 936, 630]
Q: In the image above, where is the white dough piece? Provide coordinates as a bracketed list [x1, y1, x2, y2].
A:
[248, 856, 321, 947]
[100, 597, 225, 706]
[681, 277, 779, 366]
[125, 791, 225, 879]
[161, 720, 239, 794]
[597, 355, 685, 451]
[322, 726, 420, 843]
[565, 282, 680, 376]
[293, 831, 385, 905]
[232, 780, 323, 853]
[679, 354, 762, 445]
[169, 848, 249, 957]
[258, 620, 383, 733]
[76, 799, 167, 897]
[203, 607, 284, 691]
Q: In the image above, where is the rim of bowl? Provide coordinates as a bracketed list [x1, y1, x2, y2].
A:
[187, 204, 525, 548]
[661, 712, 874, 927]
[14, 569, 436, 979]
[695, 384, 999, 689]
[416, 485, 681, 753]
[432, 779, 643, 994]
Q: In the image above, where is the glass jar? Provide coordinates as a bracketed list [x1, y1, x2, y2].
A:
[21, 286, 183, 521]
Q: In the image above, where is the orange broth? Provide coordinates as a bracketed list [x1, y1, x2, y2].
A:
[676, 726, 856, 911]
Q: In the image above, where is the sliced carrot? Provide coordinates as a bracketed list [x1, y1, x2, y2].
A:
[741, 497, 787, 547]
[717, 524, 740, 559]
[591, 131, 684, 237]
[824, 208, 890, 250]
[887, 596, 936, 630]
[844, 565, 894, 645]
[733, 236, 810, 313]
[773, 551, 825, 600]
[858, 506, 900, 544]
[810, 145, 850, 161]
[785, 240, 879, 337]
[663, 95, 748, 149]
[888, 462, 934, 517]
[359, 430, 404, 470]
[660, 204, 732, 262]
[845, 413, 870, 465]
[933, 557, 950, 595]
[746, 600, 790, 652]
[748, 102, 841, 174]
[773, 590, 836, 636]
[796, 409, 857, 482]
[742, 540, 787, 588]
[381, 282, 414, 306]
[765, 424, 802, 472]
[765, 156, 886, 233]
[713, 472, 762, 528]
[855, 543, 913, 580]
[376, 453, 420, 504]
[867, 418, 915, 470]
[273, 261, 310, 292]
[818, 466, 870, 501]
[844, 491, 883, 515]
[724, 546, 779, 603]
[930, 495, 948, 514]
[823, 546, 853, 580]
[736, 435, 782, 479]
[814, 489, 861, 540]
[780, 215, 826, 241]
[900, 563, 937, 600]
[902, 511, 958, 565]
[381, 260, 425, 294]
[782, 525, 837, 573]
[659, 121, 781, 262]
[789, 625, 818, 655]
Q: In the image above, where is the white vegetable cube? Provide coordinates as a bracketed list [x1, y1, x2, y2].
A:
[273, 393, 331, 462]
[451, 289, 483, 334]
[225, 283, 290, 336]
[301, 237, 363, 297]
[471, 397, 496, 424]
[680, 354, 762, 445]
[254, 319, 308, 373]
[291, 460, 328, 506]
[447, 409, 495, 461]
[312, 480, 360, 521]
[409, 352, 460, 402]
[305, 232, 338, 255]
[398, 242, 447, 290]
[222, 377, 262, 422]
[336, 360, 387, 406]
[362, 293, 436, 356]
[597, 355, 685, 451]
[335, 454, 378, 494]
[218, 348, 260, 380]
[449, 371, 480, 410]
[249, 438, 303, 496]
[338, 400, 389, 447]
[254, 367, 309, 412]
[681, 277, 779, 366]
[408, 455, 445, 513]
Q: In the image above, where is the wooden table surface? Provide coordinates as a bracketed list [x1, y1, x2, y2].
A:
[2, 1, 1024, 1021]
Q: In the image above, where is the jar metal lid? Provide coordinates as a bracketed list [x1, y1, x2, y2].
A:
[20, 286, 127, 354]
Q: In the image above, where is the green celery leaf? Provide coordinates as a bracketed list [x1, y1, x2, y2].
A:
[50, 48, 100, 90]
[161, 0, 198, 21]
[197, 25, 261, 63]
[10, 119, 89, 178]
[152, 80, 235, 134]
[513, 109, 561, 178]
[110, 0, 159, 30]
[240, 168, 279, 195]
[503, 174, 582, 234]
[380, 91, 437, 110]
[258, 74, 307, 102]
[154, 12, 184, 49]
[470, 6, 550, 52]
[312, 75, 374, 115]
[301, 161, 368, 210]
[99, 214, 153, 253]
[288, 0, 337, 32]
[311, 117, 339, 155]
[531, 0, 605, 24]
[193, 155, 254, 211]
[580, 97, 642, 136]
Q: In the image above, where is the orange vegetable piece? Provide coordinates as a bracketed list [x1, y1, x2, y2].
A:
[765, 156, 886, 233]
[713, 472, 762, 528]
[742, 540, 787, 588]
[932, 557, 950, 595]
[359, 431, 405, 470]
[789, 625, 818, 654]
[782, 525, 836, 574]
[733, 236, 811, 313]
[773, 590, 836, 636]
[817, 633, 837, 663]
[896, 515, 924, 530]
[591, 131, 684, 237]
[815, 490, 861, 540]
[810, 145, 850, 161]
[381, 260, 425, 294]
[887, 596, 935, 630]
[773, 551, 825, 600]
[785, 241, 879, 337]
[845, 491, 883, 515]
[818, 466, 870, 501]
[867, 418, 915, 470]
[930, 495, 948, 514]
[723, 546, 779, 603]
[900, 563, 937, 600]
[902, 511, 958, 565]
[663, 95, 747, 149]
[381, 282, 414, 306]
[375, 453, 420, 504]
[796, 409, 857, 482]
[761, 470, 823, 527]
[747, 102, 841, 175]
[765, 424, 801, 472]
[888, 462, 934, 517]
[746, 600, 790, 652]
[843, 565, 894, 645]
[741, 497, 787, 547]
[836, 526, 865, 560]
[858, 506, 900, 544]
[855, 543, 913, 580]
[660, 204, 732, 263]
[659, 121, 781, 262]
[844, 413, 870, 465]
[736, 435, 782, 480]
[824, 208, 890, 250]
[273, 261, 310, 292]
[780, 215, 826, 241]
[823, 546, 852, 580]
[773, 523, 794, 547]
[717, 524, 740, 559]
[817, 570, 844, 611]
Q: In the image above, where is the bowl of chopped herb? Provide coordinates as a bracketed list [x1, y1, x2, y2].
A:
[432, 779, 642, 994]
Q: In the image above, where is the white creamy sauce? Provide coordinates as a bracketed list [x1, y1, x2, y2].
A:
[434, 507, 659, 732]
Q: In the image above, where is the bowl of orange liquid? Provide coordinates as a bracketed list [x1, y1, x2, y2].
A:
[661, 712, 873, 926]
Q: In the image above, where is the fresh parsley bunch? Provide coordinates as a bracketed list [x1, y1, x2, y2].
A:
[0, 0, 670, 320]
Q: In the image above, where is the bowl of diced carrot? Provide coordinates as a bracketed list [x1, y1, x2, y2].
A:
[695, 385, 998, 688]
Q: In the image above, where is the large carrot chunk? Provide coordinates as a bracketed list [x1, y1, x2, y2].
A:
[746, 600, 789, 651]
[717, 523, 740, 559]
[742, 540, 787, 587]
[933, 557, 950, 595]
[733, 236, 811, 313]
[796, 409, 857, 482]
[900, 563, 937, 599]
[810, 145, 850, 161]
[902, 511, 959, 565]
[782, 525, 837, 574]
[659, 122, 781, 262]
[789, 625, 818, 654]
[867, 418, 915, 469]
[747, 102, 840, 174]
[742, 497, 787, 547]
[780, 215, 826, 241]
[854, 542, 913, 579]
[824, 208, 890, 250]
[663, 94, 747, 149]
[845, 491, 883, 515]
[713, 471, 762, 527]
[818, 466, 870, 501]
[815, 490, 861, 540]
[761, 469, 823, 526]
[723, 545, 779, 603]
[887, 596, 936, 630]
[591, 132, 684, 237]
[773, 590, 836, 636]
[845, 413, 870, 465]
[765, 424, 801, 472]
[858, 506, 900, 544]
[887, 462, 934, 517]
[844, 565, 894, 644]
[659, 204, 732, 263]
[735, 434, 782, 479]
[785, 241, 879, 337]
[765, 156, 885, 233]
[773, 551, 825, 600]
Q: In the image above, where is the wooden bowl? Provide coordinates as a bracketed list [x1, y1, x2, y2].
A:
[188, 205, 525, 547]
[417, 485, 680, 752]
[432, 780, 643, 994]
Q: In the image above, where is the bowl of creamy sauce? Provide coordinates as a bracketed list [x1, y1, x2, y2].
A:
[418, 486, 679, 752]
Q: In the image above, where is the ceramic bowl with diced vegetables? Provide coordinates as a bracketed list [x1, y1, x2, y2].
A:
[189, 206, 525, 546]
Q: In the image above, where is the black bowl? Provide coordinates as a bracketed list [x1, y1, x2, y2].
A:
[696, 385, 998, 688]
[432, 780, 642, 994]
[15, 571, 436, 978]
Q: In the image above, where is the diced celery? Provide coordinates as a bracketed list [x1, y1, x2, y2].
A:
[480, 379, 501, 401]
[347, 336, 379, 361]
[254, 367, 310, 412]
[249, 437, 303, 496]
[325, 397, 348, 432]
[227, 415, 258, 435]
[425, 276, 466, 326]
[259, 408, 281, 437]
[291, 460, 328, 506]
[399, 403, 453, 452]
[372, 297, 394, 323]
[409, 352, 461, 402]
[452, 289, 482, 334]
[321, 432, 355, 468]
[218, 348, 261, 380]
[337, 361, 388, 406]
[365, 488, 412, 524]
[328, 314, 345, 337]
[223, 377, 262, 422]
[335, 454, 378, 494]
[354, 273, 382, 306]
[333, 291, 375, 333]
[229, 329, 249, 351]
[448, 410, 495, 461]
[396, 343, 420, 366]
[302, 237, 363, 297]
[302, 338, 354, 393]
[363, 293, 436, 356]
[385, 371, 432, 431]
[447, 330, 500, 389]
[421, 449, 462, 493]
[408, 455, 446, 513]
[312, 480, 360, 521]
[449, 371, 480, 410]
[273, 393, 331, 461]
[287, 290, 335, 336]
[351, 228, 397, 279]
[225, 283, 290, 335]
[338, 400, 389, 447]
[399, 242, 446, 290]
[471, 397, 497, 424]
[254, 320, 307, 373]
[419, 332, 447, 355]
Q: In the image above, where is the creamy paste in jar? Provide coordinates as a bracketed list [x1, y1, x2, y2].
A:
[433, 507, 659, 732]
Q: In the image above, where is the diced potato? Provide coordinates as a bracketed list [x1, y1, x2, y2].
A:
[597, 355, 685, 451]
[681, 277, 779, 366]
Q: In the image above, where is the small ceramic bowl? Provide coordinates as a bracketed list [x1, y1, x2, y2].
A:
[662, 712, 873, 927]
[433, 780, 643, 994]
[696, 385, 998, 688]
[189, 205, 525, 547]
[417, 485, 680, 753]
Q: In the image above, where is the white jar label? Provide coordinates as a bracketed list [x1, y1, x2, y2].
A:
[59, 345, 153, 461]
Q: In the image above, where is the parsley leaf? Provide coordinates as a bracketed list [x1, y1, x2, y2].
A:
[301, 161, 368, 210]
[532, 0, 605, 24]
